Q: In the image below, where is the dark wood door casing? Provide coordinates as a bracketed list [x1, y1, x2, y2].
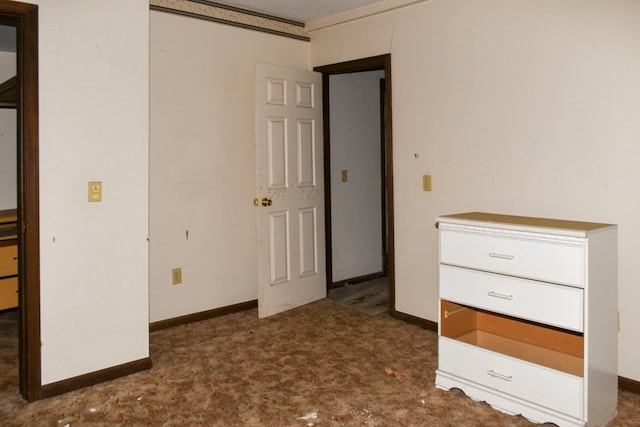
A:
[0, 0, 41, 402]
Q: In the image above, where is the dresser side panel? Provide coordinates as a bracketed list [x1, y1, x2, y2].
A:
[584, 227, 618, 425]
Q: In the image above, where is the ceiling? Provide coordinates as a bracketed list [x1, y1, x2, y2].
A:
[214, 0, 385, 23]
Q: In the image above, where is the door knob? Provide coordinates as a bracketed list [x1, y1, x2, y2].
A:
[261, 198, 273, 207]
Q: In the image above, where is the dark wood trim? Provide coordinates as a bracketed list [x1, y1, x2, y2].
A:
[392, 311, 438, 332]
[319, 71, 333, 293]
[186, 0, 305, 27]
[0, 0, 41, 402]
[384, 54, 395, 315]
[330, 272, 385, 290]
[314, 54, 391, 75]
[149, 300, 258, 332]
[619, 376, 640, 394]
[149, 5, 310, 42]
[379, 78, 388, 277]
[314, 54, 395, 315]
[41, 358, 152, 399]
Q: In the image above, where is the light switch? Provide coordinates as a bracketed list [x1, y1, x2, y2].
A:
[172, 268, 182, 285]
[88, 181, 102, 202]
[423, 175, 432, 191]
[341, 170, 348, 183]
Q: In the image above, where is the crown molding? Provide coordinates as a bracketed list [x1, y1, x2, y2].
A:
[150, 0, 310, 41]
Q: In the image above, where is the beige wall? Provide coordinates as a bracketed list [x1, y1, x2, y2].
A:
[149, 11, 311, 322]
[311, 0, 640, 381]
[20, 0, 150, 384]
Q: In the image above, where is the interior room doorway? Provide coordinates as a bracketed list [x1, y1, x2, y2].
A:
[314, 54, 395, 314]
[0, 1, 41, 402]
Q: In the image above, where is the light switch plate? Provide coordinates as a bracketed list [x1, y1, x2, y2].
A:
[172, 268, 182, 285]
[341, 170, 348, 182]
[88, 181, 102, 202]
[423, 175, 432, 191]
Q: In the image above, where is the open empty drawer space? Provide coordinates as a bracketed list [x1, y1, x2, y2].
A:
[0, 277, 18, 310]
[0, 241, 18, 277]
[441, 300, 584, 377]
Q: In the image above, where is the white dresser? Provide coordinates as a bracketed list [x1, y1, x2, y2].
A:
[435, 212, 617, 427]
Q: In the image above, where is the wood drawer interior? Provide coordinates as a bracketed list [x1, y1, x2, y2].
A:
[0, 241, 18, 277]
[441, 300, 584, 377]
[0, 276, 18, 310]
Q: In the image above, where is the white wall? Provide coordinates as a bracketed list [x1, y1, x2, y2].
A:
[330, 70, 384, 282]
[149, 11, 311, 322]
[311, 0, 640, 381]
[22, 0, 150, 385]
[0, 50, 16, 210]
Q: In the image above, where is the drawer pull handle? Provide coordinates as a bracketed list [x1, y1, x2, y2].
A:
[487, 370, 513, 382]
[489, 252, 515, 260]
[487, 291, 514, 301]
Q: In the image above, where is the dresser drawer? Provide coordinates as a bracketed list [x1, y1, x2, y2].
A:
[0, 277, 18, 310]
[439, 230, 585, 287]
[438, 337, 583, 419]
[0, 243, 18, 277]
[440, 265, 584, 332]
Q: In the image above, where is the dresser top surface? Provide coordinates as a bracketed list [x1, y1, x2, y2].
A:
[437, 212, 615, 234]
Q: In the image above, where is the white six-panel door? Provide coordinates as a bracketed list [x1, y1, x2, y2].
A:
[255, 63, 326, 318]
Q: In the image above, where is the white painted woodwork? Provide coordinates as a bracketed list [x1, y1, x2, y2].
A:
[297, 120, 315, 187]
[436, 212, 618, 427]
[440, 265, 584, 332]
[439, 337, 584, 419]
[269, 211, 290, 285]
[440, 228, 585, 287]
[298, 207, 318, 277]
[256, 63, 325, 318]
[267, 117, 287, 188]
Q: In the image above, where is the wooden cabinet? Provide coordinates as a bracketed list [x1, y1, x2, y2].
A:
[0, 209, 18, 310]
[435, 212, 618, 427]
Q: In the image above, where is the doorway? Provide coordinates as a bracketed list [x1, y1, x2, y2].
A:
[0, 1, 41, 402]
[314, 54, 395, 314]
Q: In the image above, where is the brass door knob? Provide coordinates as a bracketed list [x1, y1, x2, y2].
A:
[261, 198, 273, 207]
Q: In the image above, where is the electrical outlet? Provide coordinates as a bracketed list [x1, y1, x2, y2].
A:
[171, 268, 182, 285]
[341, 170, 348, 183]
[423, 175, 432, 191]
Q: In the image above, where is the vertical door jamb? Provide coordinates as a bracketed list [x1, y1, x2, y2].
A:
[0, 0, 41, 402]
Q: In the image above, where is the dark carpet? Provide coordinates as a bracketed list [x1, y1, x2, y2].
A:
[1, 300, 639, 425]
